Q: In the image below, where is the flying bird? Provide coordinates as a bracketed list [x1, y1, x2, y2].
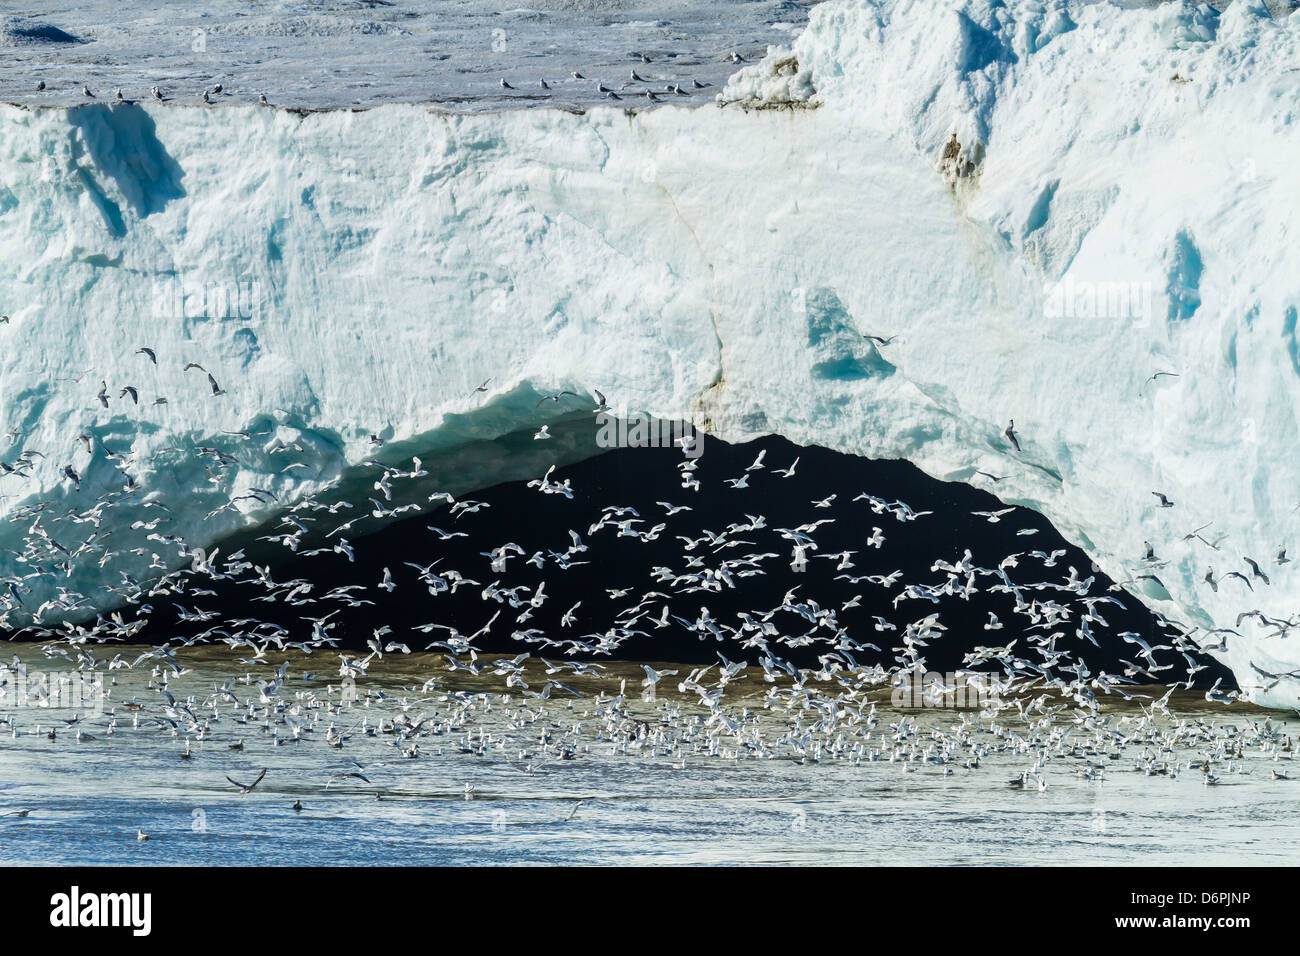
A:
[226, 769, 267, 794]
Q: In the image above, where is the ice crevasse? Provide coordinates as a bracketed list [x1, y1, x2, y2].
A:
[1, 0, 1299, 703]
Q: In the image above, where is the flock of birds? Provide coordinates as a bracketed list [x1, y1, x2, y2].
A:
[28, 48, 749, 111]
[34, 78, 271, 107]
[497, 49, 741, 104]
[0, 341, 1297, 834]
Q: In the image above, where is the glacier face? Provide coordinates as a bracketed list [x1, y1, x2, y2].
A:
[1, 0, 1299, 703]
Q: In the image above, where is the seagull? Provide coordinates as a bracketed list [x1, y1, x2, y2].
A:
[640, 665, 678, 689]
[1223, 570, 1253, 591]
[82, 84, 94, 98]
[226, 768, 267, 794]
[1142, 370, 1179, 391]
[1004, 420, 1021, 452]
[1244, 557, 1271, 586]
[326, 771, 370, 788]
[500, 79, 515, 90]
[1152, 491, 1174, 508]
[152, 86, 163, 101]
[536, 390, 578, 407]
[774, 458, 799, 478]
[136, 347, 157, 364]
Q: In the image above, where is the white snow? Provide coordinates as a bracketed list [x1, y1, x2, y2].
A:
[2, 0, 1300, 703]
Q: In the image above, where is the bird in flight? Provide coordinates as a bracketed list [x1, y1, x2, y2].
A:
[226, 768, 267, 794]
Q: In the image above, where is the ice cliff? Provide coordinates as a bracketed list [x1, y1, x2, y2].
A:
[1, 0, 1299, 703]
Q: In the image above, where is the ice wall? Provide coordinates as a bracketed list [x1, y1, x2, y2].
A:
[1, 0, 1299, 703]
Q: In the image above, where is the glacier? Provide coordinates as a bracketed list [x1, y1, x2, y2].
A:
[1, 0, 1299, 704]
